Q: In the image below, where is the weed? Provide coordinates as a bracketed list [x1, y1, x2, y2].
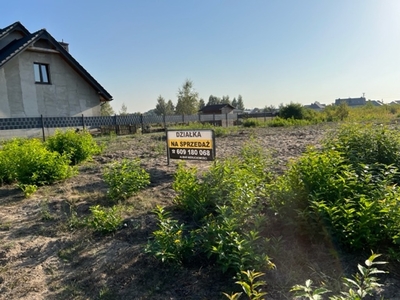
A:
[0, 222, 11, 231]
[17, 183, 37, 198]
[291, 253, 387, 299]
[223, 270, 267, 300]
[40, 200, 55, 221]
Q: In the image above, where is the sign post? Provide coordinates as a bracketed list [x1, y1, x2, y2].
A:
[166, 129, 215, 164]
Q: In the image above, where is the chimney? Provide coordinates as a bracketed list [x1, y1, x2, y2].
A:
[59, 40, 69, 52]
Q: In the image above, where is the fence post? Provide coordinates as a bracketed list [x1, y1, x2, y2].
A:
[163, 114, 166, 129]
[114, 114, 118, 135]
[41, 114, 46, 141]
[198, 113, 201, 123]
[225, 113, 228, 127]
[140, 114, 144, 133]
[182, 114, 184, 124]
[82, 114, 85, 130]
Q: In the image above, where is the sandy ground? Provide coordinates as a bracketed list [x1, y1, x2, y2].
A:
[0, 124, 399, 300]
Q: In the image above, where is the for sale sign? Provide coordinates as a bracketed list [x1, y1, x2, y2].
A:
[167, 129, 215, 162]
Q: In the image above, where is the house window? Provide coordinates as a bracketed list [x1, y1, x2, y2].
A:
[33, 63, 50, 84]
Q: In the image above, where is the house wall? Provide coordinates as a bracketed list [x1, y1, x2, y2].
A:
[220, 107, 234, 114]
[0, 49, 101, 117]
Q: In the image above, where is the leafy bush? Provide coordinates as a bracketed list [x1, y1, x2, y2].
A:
[266, 117, 313, 127]
[324, 123, 400, 170]
[270, 124, 400, 252]
[279, 103, 307, 120]
[145, 206, 196, 264]
[86, 205, 122, 234]
[242, 118, 262, 128]
[150, 142, 275, 276]
[0, 138, 74, 185]
[46, 129, 101, 165]
[103, 159, 150, 201]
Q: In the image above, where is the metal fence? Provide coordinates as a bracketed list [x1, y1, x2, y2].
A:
[0, 112, 276, 139]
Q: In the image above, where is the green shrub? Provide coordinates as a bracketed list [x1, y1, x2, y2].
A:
[172, 164, 209, 220]
[279, 103, 307, 120]
[46, 129, 101, 165]
[151, 141, 274, 276]
[145, 206, 195, 264]
[242, 118, 262, 128]
[266, 117, 313, 127]
[86, 205, 122, 234]
[103, 159, 150, 201]
[324, 123, 400, 170]
[270, 124, 400, 252]
[0, 138, 74, 185]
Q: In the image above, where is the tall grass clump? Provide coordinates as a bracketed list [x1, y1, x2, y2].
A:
[147, 142, 275, 277]
[46, 129, 102, 165]
[266, 117, 313, 127]
[270, 123, 400, 254]
[0, 138, 74, 186]
[242, 118, 263, 128]
[103, 159, 150, 201]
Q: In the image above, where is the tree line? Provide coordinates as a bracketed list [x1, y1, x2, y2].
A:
[154, 79, 245, 116]
[101, 79, 245, 116]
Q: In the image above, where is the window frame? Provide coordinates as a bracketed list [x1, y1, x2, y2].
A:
[33, 62, 51, 84]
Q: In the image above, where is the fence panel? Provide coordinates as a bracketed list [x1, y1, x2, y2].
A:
[0, 117, 42, 130]
[0, 112, 275, 139]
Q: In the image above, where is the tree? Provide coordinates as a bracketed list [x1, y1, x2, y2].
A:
[207, 95, 221, 106]
[279, 102, 306, 119]
[221, 95, 231, 104]
[166, 100, 175, 115]
[263, 105, 277, 113]
[100, 102, 115, 116]
[231, 97, 237, 108]
[119, 103, 128, 115]
[237, 95, 245, 110]
[155, 95, 167, 115]
[175, 79, 199, 115]
[199, 98, 205, 109]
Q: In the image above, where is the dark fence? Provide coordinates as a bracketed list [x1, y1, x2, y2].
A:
[0, 112, 276, 138]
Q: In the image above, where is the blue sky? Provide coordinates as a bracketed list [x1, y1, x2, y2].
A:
[4, 0, 400, 113]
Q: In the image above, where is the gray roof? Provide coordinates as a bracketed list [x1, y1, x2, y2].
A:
[0, 22, 112, 101]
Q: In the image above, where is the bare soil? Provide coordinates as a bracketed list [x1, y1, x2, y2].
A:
[0, 125, 399, 300]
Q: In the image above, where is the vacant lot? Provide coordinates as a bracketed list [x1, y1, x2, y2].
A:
[0, 125, 399, 299]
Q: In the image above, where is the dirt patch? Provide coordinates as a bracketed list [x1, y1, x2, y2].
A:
[0, 124, 399, 299]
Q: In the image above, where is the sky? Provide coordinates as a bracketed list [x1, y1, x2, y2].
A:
[4, 0, 400, 113]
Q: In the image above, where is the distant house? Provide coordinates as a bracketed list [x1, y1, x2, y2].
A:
[305, 101, 326, 111]
[199, 104, 236, 115]
[335, 97, 366, 107]
[0, 21, 112, 118]
[335, 97, 384, 107]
